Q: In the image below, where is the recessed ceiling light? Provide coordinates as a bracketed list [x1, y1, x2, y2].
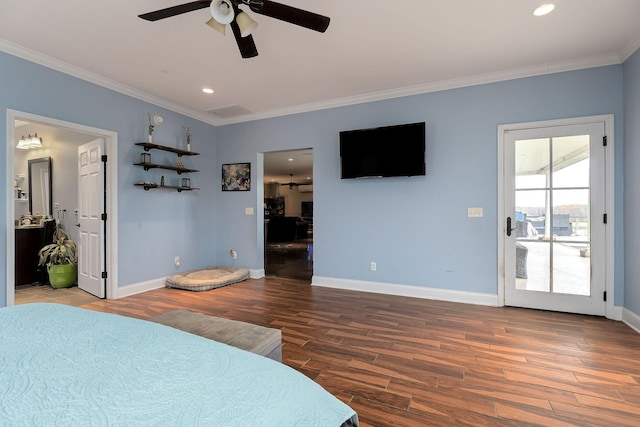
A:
[202, 88, 214, 94]
[533, 3, 555, 16]
[288, 158, 294, 162]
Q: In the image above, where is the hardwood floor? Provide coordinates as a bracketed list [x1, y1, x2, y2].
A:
[76, 277, 640, 426]
[265, 237, 313, 281]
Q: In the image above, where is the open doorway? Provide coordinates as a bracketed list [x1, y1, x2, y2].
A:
[263, 149, 313, 281]
[6, 110, 118, 306]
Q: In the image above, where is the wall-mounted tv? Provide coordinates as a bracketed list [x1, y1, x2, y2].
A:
[340, 122, 426, 179]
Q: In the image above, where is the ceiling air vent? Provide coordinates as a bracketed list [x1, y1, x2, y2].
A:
[206, 105, 253, 120]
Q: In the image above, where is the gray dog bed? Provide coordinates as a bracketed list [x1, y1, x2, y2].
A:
[166, 266, 249, 292]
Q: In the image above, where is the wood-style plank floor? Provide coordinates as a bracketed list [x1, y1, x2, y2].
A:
[76, 277, 640, 426]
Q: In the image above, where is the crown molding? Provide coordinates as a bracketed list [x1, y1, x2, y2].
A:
[1, 38, 625, 128]
[0, 38, 221, 126]
[217, 53, 622, 125]
[620, 36, 640, 62]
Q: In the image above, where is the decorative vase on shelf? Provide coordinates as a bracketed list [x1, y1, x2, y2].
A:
[184, 126, 192, 152]
[147, 133, 153, 143]
[176, 155, 184, 168]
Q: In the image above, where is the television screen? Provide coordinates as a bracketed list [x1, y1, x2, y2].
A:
[340, 122, 426, 179]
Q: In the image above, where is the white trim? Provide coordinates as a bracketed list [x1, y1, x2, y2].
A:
[0, 39, 217, 127]
[619, 36, 640, 63]
[311, 276, 498, 307]
[0, 37, 623, 127]
[5, 110, 118, 304]
[249, 269, 265, 279]
[115, 277, 166, 299]
[496, 115, 615, 319]
[216, 54, 622, 125]
[622, 308, 640, 334]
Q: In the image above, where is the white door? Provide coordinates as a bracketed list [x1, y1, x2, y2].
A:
[78, 139, 105, 298]
[502, 121, 607, 315]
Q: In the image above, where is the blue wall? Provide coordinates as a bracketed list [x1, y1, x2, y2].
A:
[0, 49, 632, 312]
[215, 66, 625, 302]
[0, 51, 219, 306]
[624, 49, 640, 314]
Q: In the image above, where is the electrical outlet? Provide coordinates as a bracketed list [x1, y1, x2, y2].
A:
[174, 256, 181, 267]
[54, 203, 59, 210]
[370, 262, 377, 271]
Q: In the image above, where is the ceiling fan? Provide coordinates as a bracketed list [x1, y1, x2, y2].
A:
[280, 174, 311, 189]
[138, 0, 330, 59]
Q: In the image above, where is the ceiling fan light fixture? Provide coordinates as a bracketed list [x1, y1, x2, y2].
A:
[235, 11, 258, 37]
[210, 0, 235, 25]
[205, 17, 226, 36]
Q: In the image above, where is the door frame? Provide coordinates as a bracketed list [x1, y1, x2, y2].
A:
[497, 114, 615, 319]
[5, 109, 118, 304]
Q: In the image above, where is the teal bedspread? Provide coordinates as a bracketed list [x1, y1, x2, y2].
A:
[0, 303, 358, 426]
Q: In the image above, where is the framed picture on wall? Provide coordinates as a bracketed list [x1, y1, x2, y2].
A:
[222, 163, 251, 191]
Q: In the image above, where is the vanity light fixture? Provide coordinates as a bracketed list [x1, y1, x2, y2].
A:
[16, 133, 43, 150]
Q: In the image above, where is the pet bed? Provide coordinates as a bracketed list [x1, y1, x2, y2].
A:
[166, 265, 249, 291]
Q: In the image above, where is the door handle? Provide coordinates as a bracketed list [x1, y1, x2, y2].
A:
[506, 217, 517, 237]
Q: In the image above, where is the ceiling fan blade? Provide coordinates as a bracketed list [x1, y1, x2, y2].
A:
[230, 18, 259, 58]
[139, 1, 211, 21]
[249, 0, 330, 33]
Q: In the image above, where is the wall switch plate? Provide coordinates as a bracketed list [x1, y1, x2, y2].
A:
[370, 262, 377, 271]
[174, 256, 181, 267]
[468, 207, 483, 218]
[245, 207, 254, 215]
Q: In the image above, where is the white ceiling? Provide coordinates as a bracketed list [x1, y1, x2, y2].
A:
[2, 1, 640, 182]
[1, 1, 639, 127]
[264, 148, 313, 184]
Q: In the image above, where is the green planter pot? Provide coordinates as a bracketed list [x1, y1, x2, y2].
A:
[47, 264, 77, 289]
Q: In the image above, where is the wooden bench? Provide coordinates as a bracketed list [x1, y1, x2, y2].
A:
[150, 310, 282, 362]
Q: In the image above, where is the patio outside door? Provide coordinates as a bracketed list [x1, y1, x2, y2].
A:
[502, 120, 608, 316]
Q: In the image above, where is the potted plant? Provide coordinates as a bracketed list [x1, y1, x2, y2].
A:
[38, 227, 78, 288]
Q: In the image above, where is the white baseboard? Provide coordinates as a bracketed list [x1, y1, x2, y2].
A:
[115, 277, 166, 299]
[113, 269, 264, 299]
[623, 308, 640, 334]
[311, 276, 498, 306]
[249, 269, 265, 279]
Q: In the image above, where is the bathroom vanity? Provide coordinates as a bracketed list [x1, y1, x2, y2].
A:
[15, 225, 43, 286]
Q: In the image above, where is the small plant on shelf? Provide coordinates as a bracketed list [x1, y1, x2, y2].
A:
[147, 113, 155, 142]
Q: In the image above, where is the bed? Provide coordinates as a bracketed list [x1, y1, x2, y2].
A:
[0, 303, 358, 426]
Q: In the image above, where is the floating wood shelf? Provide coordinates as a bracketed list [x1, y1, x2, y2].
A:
[135, 183, 199, 192]
[134, 141, 200, 192]
[135, 142, 199, 156]
[134, 162, 198, 174]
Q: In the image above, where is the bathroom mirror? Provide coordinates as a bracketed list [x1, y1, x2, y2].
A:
[28, 157, 52, 216]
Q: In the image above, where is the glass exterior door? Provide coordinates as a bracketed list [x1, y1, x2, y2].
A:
[504, 122, 606, 315]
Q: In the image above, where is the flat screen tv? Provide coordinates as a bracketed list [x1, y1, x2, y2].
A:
[340, 122, 425, 179]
